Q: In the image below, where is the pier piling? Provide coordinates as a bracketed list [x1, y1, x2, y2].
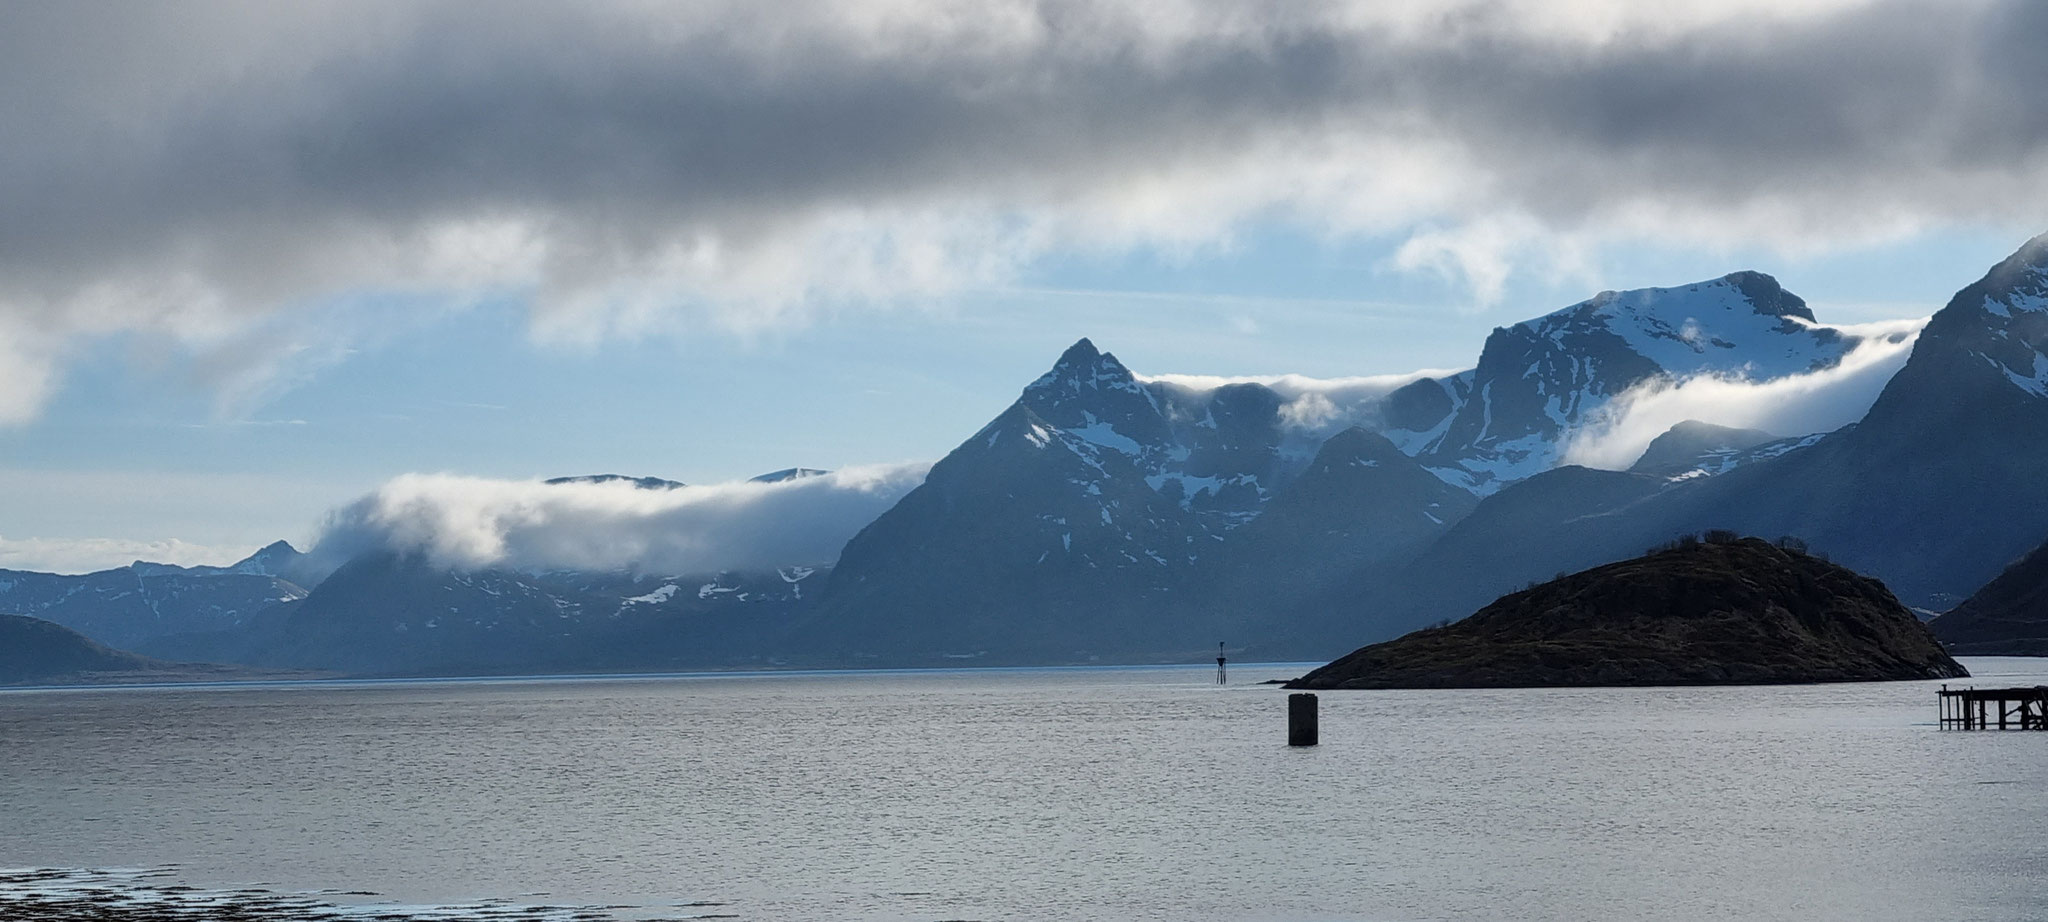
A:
[1288, 693, 1319, 747]
[1939, 684, 2048, 730]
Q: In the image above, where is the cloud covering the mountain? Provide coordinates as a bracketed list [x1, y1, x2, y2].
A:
[4, 0, 2048, 420]
[1561, 317, 1928, 469]
[308, 463, 932, 575]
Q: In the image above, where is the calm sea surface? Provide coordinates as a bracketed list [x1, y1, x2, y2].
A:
[3, 658, 2046, 922]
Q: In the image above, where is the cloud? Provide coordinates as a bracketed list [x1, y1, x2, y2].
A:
[308, 462, 932, 576]
[1561, 317, 1927, 469]
[1143, 368, 1466, 437]
[4, 0, 2047, 419]
[1138, 370, 1463, 396]
[0, 536, 262, 575]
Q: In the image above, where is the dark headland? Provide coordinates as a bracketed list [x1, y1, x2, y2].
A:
[1288, 536, 1969, 689]
[0, 613, 314, 686]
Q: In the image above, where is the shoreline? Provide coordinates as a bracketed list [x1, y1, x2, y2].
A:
[0, 660, 1328, 693]
[0, 868, 709, 922]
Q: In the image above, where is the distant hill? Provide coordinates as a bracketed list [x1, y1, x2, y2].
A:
[1929, 538, 2048, 655]
[1628, 420, 1780, 474]
[0, 614, 325, 686]
[750, 468, 830, 483]
[1288, 536, 1967, 689]
[0, 613, 161, 684]
[543, 474, 686, 489]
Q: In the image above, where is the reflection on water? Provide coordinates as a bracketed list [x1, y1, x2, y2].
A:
[2, 659, 2045, 922]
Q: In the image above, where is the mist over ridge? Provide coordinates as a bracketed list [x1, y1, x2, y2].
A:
[306, 463, 932, 578]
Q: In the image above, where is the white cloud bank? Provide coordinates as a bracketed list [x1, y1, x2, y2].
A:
[0, 536, 262, 575]
[1561, 317, 1927, 469]
[3, 0, 2046, 420]
[307, 463, 932, 576]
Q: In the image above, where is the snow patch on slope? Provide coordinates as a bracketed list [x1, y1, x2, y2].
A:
[624, 584, 679, 604]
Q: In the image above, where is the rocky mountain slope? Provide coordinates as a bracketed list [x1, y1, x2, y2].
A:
[1330, 232, 2048, 652]
[804, 273, 1872, 666]
[1288, 536, 1967, 689]
[0, 543, 311, 655]
[1628, 421, 1782, 475]
[256, 552, 824, 675]
[1929, 536, 2048, 655]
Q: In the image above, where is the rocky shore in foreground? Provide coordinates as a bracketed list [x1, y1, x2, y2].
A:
[0, 868, 721, 922]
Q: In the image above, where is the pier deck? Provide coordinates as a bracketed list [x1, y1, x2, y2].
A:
[1938, 685, 2048, 730]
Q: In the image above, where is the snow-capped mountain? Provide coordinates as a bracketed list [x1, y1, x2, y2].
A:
[1365, 232, 2048, 639]
[804, 275, 1915, 663]
[1011, 339, 1321, 526]
[807, 340, 1473, 663]
[0, 543, 311, 655]
[1398, 272, 1860, 491]
[39, 234, 2048, 675]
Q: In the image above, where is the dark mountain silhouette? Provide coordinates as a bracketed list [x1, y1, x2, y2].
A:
[543, 474, 687, 489]
[0, 613, 159, 683]
[1929, 537, 2048, 655]
[1289, 536, 1967, 689]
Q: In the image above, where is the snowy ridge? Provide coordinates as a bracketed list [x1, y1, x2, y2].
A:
[1966, 258, 2048, 398]
[1657, 431, 1828, 482]
[1413, 272, 1869, 493]
[996, 272, 1888, 541]
[1526, 272, 1846, 380]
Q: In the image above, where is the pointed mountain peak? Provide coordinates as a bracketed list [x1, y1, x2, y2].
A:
[1060, 337, 1100, 363]
[1025, 337, 1142, 399]
[1975, 231, 2048, 302]
[230, 539, 303, 576]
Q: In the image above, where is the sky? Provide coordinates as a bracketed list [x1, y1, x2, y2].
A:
[3, 0, 2046, 573]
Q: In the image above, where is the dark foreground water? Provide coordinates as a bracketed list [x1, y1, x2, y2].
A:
[2, 658, 2045, 922]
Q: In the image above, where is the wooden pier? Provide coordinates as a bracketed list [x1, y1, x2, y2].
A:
[1938, 684, 2048, 730]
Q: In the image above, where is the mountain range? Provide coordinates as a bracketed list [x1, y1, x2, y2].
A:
[9, 233, 2048, 674]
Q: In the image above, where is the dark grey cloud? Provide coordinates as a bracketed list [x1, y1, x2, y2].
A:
[1, 0, 2043, 419]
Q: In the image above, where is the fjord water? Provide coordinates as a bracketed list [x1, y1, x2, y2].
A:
[3, 661, 2046, 922]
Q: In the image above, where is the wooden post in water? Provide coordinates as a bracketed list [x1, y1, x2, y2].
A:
[1288, 693, 1318, 747]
